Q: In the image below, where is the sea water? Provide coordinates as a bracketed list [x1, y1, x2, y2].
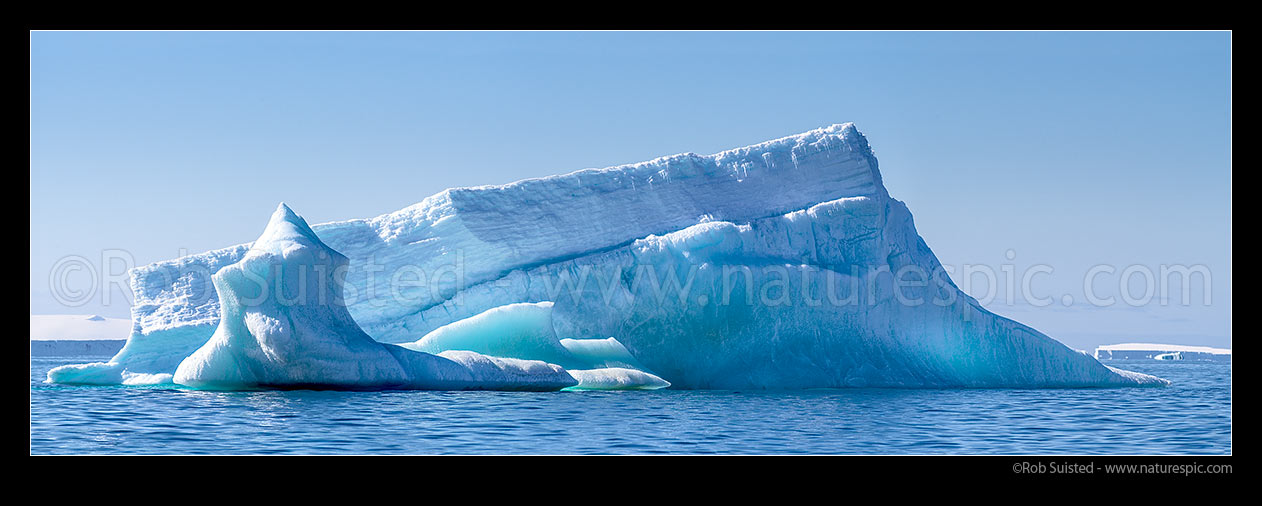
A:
[30, 357, 1230, 454]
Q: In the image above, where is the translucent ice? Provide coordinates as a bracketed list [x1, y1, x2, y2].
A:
[401, 301, 652, 372]
[401, 302, 576, 368]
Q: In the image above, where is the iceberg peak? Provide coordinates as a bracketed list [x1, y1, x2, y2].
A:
[273, 202, 301, 223]
[254, 202, 323, 249]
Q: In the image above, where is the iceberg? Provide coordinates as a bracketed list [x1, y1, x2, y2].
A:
[48, 123, 1167, 389]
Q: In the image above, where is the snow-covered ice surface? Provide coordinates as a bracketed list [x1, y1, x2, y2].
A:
[47, 123, 1167, 389]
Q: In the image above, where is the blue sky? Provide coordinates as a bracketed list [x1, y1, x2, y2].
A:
[29, 31, 1231, 349]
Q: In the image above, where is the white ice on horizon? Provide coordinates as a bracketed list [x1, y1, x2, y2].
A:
[1094, 342, 1230, 363]
[29, 314, 131, 341]
[1095, 343, 1231, 355]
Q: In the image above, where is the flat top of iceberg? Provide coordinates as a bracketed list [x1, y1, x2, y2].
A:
[454, 123, 861, 192]
[323, 122, 877, 235]
[1096, 343, 1231, 355]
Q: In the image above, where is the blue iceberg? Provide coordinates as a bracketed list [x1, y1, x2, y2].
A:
[47, 124, 1166, 389]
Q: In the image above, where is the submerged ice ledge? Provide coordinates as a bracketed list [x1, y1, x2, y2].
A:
[48, 124, 1167, 390]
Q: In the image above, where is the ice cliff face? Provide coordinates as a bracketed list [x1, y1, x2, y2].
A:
[47, 123, 1166, 389]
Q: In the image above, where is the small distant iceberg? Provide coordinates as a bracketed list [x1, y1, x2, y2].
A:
[1095, 343, 1231, 363]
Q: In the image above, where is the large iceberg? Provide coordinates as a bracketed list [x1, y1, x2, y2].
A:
[48, 123, 1167, 389]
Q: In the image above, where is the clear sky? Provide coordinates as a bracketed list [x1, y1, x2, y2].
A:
[29, 31, 1231, 350]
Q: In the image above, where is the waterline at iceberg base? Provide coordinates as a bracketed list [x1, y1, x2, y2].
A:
[47, 123, 1166, 390]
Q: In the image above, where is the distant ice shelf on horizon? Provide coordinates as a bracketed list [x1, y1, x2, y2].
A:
[30, 314, 131, 341]
[1095, 343, 1231, 363]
